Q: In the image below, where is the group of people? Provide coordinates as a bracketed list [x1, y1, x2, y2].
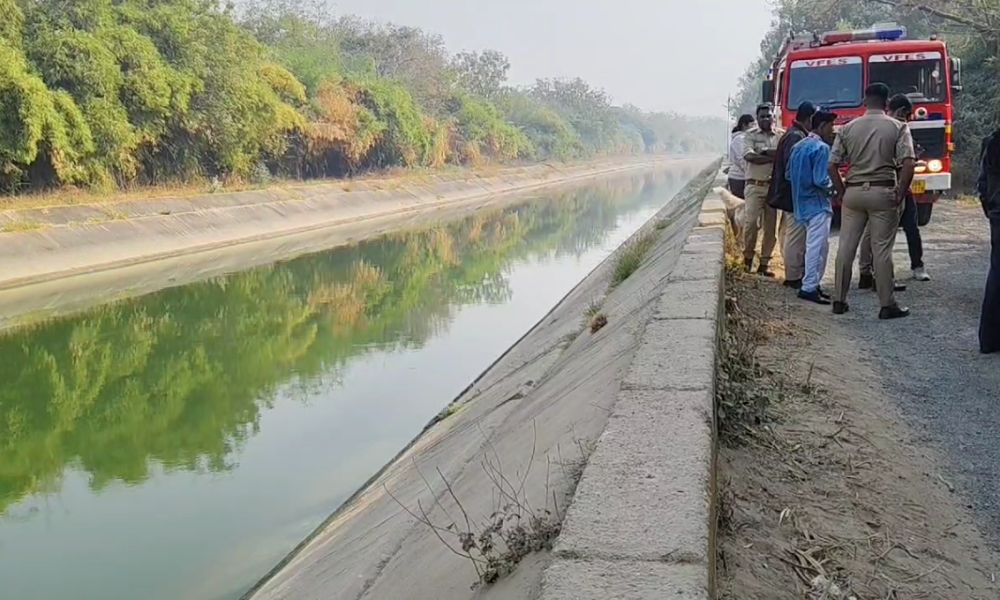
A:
[726, 82, 1000, 353]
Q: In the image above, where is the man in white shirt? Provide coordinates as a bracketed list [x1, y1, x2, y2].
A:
[725, 114, 755, 199]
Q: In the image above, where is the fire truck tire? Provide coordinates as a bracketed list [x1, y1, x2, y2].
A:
[917, 203, 933, 227]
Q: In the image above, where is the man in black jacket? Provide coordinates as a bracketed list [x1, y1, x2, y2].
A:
[770, 101, 816, 289]
[979, 127, 1000, 354]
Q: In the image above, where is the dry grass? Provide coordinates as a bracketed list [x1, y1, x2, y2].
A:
[386, 428, 591, 590]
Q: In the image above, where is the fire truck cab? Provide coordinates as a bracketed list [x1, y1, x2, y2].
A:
[761, 24, 962, 226]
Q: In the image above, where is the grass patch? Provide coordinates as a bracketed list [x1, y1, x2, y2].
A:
[1, 220, 44, 233]
[611, 231, 658, 286]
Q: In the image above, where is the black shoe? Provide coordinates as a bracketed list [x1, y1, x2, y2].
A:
[817, 288, 831, 300]
[744, 259, 754, 273]
[832, 302, 850, 315]
[799, 289, 832, 305]
[783, 279, 802, 290]
[859, 273, 874, 290]
[758, 266, 776, 278]
[878, 304, 911, 320]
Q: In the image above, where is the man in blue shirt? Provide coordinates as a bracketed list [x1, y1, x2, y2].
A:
[787, 110, 838, 304]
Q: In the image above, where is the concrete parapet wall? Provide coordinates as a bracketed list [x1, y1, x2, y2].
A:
[540, 174, 727, 599]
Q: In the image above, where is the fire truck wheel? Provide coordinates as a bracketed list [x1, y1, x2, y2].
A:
[917, 203, 933, 227]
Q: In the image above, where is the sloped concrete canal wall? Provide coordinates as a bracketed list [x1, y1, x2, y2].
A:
[245, 161, 726, 600]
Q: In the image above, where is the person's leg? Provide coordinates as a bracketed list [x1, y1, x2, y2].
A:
[980, 218, 1000, 353]
[815, 212, 833, 290]
[859, 224, 873, 278]
[901, 193, 925, 272]
[802, 212, 834, 293]
[834, 192, 868, 305]
[782, 212, 807, 282]
[868, 192, 901, 308]
[742, 184, 765, 267]
[759, 205, 779, 272]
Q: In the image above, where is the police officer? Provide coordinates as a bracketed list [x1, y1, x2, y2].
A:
[829, 83, 916, 319]
[979, 125, 1000, 354]
[742, 103, 784, 276]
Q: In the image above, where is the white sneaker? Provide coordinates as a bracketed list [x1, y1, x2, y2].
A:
[912, 267, 931, 281]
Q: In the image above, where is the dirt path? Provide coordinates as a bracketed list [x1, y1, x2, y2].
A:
[716, 205, 1000, 598]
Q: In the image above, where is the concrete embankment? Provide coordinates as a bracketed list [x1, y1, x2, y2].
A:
[244, 161, 726, 600]
[0, 156, 703, 329]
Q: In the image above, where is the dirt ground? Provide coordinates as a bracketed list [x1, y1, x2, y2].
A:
[715, 263, 1000, 599]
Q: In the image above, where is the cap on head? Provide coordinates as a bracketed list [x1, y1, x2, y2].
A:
[795, 101, 817, 124]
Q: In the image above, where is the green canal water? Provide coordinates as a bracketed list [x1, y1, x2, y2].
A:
[0, 169, 693, 600]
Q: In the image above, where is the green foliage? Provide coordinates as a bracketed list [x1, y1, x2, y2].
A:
[0, 0, 723, 192]
[355, 77, 432, 167]
[498, 92, 583, 160]
[449, 94, 532, 163]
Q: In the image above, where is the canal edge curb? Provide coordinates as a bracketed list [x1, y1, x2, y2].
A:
[539, 171, 728, 599]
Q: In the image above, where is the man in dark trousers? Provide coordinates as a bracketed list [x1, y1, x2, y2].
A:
[978, 126, 1000, 354]
[769, 101, 816, 289]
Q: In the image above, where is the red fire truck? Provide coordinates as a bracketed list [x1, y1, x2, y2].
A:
[761, 24, 962, 225]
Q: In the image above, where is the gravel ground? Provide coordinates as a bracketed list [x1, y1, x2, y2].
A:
[824, 201, 1000, 547]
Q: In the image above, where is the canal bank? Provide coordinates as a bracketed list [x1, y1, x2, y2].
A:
[245, 161, 724, 599]
[0, 156, 705, 329]
[0, 166, 708, 600]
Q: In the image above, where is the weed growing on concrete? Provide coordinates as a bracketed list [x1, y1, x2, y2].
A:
[611, 231, 658, 286]
[588, 313, 608, 334]
[583, 299, 608, 333]
[385, 425, 589, 589]
[1, 220, 44, 233]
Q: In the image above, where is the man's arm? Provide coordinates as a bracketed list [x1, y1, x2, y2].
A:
[895, 126, 917, 206]
[828, 134, 846, 204]
[979, 137, 990, 217]
[813, 146, 832, 192]
[743, 134, 775, 165]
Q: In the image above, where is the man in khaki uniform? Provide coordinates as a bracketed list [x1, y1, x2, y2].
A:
[829, 83, 916, 319]
[742, 103, 784, 276]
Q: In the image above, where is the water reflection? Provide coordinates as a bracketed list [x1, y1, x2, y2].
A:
[0, 171, 690, 515]
[0, 168, 689, 599]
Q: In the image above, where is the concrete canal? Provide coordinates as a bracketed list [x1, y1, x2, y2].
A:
[0, 163, 703, 600]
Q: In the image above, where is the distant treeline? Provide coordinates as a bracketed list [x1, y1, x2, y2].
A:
[732, 0, 1000, 186]
[0, 0, 723, 193]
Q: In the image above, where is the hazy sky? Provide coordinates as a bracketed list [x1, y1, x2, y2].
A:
[325, 0, 773, 117]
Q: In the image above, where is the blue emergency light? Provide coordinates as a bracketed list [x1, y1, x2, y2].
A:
[820, 24, 907, 45]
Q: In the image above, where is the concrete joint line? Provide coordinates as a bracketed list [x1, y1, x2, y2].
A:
[554, 549, 706, 566]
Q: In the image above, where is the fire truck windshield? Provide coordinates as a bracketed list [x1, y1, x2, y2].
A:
[869, 58, 945, 103]
[788, 60, 863, 109]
